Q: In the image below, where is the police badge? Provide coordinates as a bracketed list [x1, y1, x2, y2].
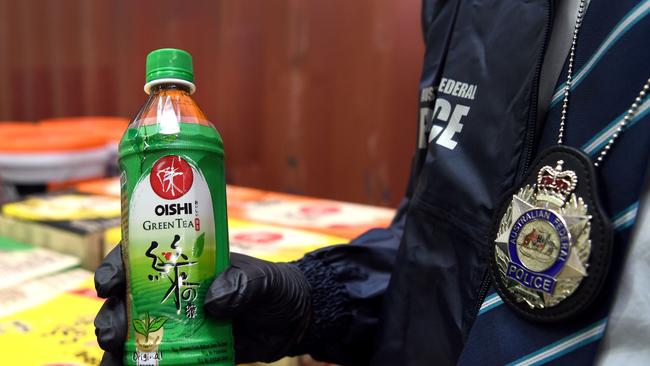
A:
[490, 146, 612, 321]
[488, 0, 648, 321]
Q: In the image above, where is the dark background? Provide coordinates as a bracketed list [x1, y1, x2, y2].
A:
[0, 0, 423, 207]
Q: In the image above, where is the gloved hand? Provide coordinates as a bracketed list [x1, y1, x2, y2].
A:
[94, 245, 127, 366]
[94, 244, 313, 365]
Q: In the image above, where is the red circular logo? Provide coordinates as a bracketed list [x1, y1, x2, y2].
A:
[150, 155, 194, 200]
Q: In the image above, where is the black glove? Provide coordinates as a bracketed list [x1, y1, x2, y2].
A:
[204, 252, 313, 363]
[94, 245, 127, 366]
[94, 244, 313, 365]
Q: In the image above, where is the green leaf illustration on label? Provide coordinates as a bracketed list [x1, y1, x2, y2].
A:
[133, 319, 147, 336]
[133, 313, 169, 343]
[149, 316, 169, 333]
[193, 232, 205, 258]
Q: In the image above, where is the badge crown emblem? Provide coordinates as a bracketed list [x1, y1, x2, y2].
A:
[536, 160, 577, 199]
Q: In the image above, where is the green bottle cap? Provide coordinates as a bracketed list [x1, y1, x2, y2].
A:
[145, 48, 194, 83]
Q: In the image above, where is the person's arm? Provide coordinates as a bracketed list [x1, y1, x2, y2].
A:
[201, 170, 414, 365]
[288, 198, 408, 365]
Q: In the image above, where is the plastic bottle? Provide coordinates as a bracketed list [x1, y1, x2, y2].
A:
[119, 48, 234, 366]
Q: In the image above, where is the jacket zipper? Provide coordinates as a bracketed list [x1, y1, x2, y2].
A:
[469, 269, 493, 332]
[519, 0, 555, 178]
[469, 0, 555, 328]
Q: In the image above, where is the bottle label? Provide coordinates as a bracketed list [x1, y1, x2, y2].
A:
[127, 154, 219, 362]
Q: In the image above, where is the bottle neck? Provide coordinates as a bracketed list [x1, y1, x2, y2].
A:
[134, 78, 209, 127]
[150, 83, 191, 94]
[144, 78, 196, 95]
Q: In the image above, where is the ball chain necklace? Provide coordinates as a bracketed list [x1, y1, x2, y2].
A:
[489, 0, 650, 321]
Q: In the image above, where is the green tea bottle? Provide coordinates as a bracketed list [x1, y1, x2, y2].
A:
[119, 48, 234, 366]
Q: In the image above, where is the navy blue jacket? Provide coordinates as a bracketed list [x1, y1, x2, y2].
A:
[294, 0, 650, 365]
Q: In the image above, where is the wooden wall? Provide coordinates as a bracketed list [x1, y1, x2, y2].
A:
[0, 0, 423, 207]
